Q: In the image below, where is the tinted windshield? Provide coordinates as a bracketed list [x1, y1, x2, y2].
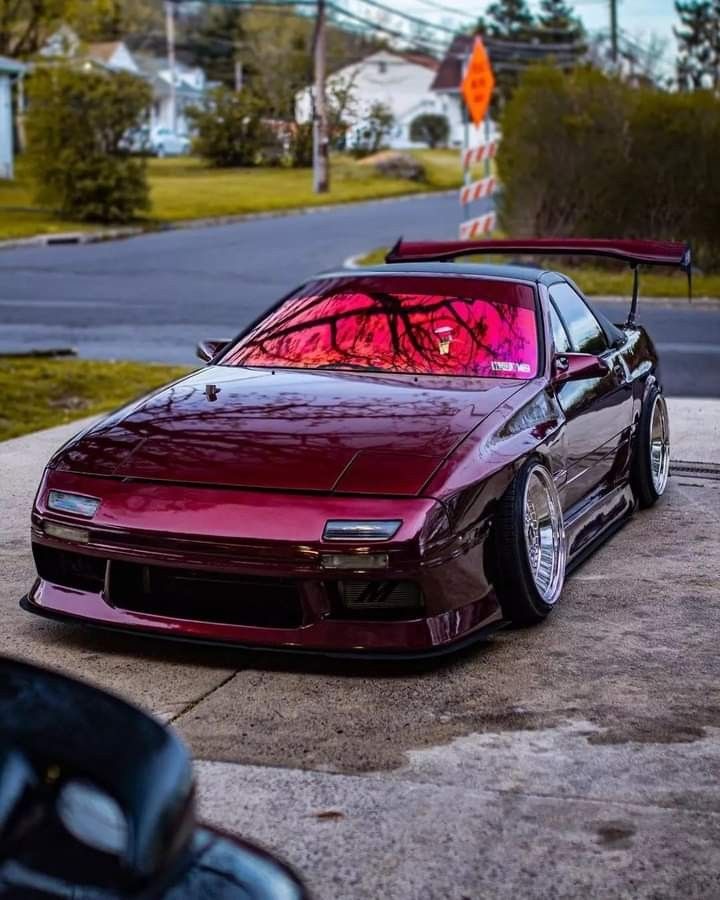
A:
[224, 275, 539, 379]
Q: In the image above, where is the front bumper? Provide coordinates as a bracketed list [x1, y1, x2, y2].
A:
[25, 471, 503, 655]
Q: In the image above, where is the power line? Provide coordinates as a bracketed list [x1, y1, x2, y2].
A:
[346, 0, 457, 35]
[412, 0, 475, 20]
[183, 0, 318, 7]
[328, 3, 449, 52]
[172, 0, 452, 50]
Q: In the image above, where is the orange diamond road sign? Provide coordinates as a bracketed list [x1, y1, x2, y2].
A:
[461, 36, 495, 126]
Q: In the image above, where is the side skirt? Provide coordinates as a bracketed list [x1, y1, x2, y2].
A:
[565, 481, 635, 573]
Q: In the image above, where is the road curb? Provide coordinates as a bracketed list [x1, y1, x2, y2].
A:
[0, 226, 144, 251]
[165, 188, 457, 233]
[342, 252, 366, 269]
[0, 189, 457, 252]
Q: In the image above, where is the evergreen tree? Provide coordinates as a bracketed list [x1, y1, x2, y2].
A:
[537, 0, 584, 44]
[675, 1, 720, 90]
[485, 0, 536, 40]
[188, 8, 243, 89]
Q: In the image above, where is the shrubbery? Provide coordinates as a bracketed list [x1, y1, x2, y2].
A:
[26, 66, 151, 223]
[497, 65, 720, 265]
[187, 86, 280, 167]
[350, 102, 395, 157]
[288, 121, 313, 168]
[409, 113, 449, 149]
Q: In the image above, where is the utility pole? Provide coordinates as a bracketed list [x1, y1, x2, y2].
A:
[165, 0, 178, 133]
[609, 0, 618, 66]
[312, 0, 329, 193]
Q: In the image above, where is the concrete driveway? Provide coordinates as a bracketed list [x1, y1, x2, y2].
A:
[1, 408, 719, 898]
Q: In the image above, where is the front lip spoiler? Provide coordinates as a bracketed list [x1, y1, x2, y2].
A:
[19, 593, 508, 662]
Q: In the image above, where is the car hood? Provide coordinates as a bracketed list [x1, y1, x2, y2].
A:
[52, 367, 525, 495]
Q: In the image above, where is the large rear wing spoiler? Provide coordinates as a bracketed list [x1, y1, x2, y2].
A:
[385, 238, 693, 322]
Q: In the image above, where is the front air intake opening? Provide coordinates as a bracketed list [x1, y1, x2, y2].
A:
[33, 544, 106, 592]
[108, 560, 304, 629]
[328, 580, 424, 621]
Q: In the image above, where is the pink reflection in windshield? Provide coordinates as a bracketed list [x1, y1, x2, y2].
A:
[226, 283, 538, 379]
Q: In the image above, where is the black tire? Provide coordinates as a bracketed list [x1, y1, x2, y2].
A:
[631, 385, 670, 508]
[492, 459, 567, 627]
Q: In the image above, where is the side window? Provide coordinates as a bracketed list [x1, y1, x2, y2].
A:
[549, 303, 571, 353]
[549, 283, 608, 355]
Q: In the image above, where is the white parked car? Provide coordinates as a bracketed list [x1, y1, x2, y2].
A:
[149, 127, 191, 157]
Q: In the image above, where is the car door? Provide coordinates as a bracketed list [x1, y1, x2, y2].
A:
[548, 282, 633, 512]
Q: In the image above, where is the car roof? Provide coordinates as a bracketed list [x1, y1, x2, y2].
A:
[322, 261, 556, 283]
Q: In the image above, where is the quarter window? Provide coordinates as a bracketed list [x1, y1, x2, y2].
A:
[549, 304, 571, 353]
[549, 283, 607, 355]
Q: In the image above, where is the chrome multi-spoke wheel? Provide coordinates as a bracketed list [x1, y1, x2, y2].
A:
[649, 393, 670, 495]
[522, 464, 566, 606]
[632, 385, 671, 509]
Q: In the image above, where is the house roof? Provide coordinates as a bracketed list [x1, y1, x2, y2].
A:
[329, 49, 438, 79]
[398, 51, 439, 71]
[86, 41, 124, 64]
[0, 55, 26, 75]
[430, 34, 472, 93]
[149, 74, 205, 98]
[134, 52, 199, 80]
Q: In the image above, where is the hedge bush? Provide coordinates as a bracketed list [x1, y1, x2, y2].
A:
[409, 113, 450, 148]
[350, 102, 395, 158]
[497, 65, 720, 266]
[26, 66, 151, 223]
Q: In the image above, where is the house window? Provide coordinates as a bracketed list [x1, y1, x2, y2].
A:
[378, 61, 387, 74]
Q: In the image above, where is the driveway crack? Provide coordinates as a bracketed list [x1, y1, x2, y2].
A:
[168, 671, 239, 725]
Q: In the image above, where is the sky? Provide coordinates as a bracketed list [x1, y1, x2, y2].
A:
[389, 0, 680, 64]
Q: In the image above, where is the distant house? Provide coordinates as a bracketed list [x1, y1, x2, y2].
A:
[39, 24, 80, 59]
[0, 55, 25, 179]
[296, 49, 447, 150]
[133, 53, 208, 136]
[39, 28, 210, 136]
[431, 34, 500, 148]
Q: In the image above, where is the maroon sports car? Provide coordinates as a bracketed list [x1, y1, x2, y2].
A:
[23, 238, 686, 656]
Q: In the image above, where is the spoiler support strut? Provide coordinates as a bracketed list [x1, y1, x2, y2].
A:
[628, 265, 639, 327]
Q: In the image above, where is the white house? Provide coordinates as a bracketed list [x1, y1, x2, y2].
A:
[296, 50, 448, 150]
[40, 29, 209, 136]
[0, 55, 25, 179]
[133, 53, 208, 136]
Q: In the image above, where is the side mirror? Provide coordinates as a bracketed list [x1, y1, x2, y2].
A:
[0, 658, 310, 898]
[196, 339, 230, 363]
[0, 658, 194, 892]
[552, 352, 610, 384]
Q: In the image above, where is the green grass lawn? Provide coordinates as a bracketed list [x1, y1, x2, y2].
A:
[0, 357, 192, 441]
[0, 150, 464, 240]
[355, 247, 720, 299]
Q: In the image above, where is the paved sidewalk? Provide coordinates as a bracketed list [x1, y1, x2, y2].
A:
[667, 397, 720, 463]
[1, 403, 719, 899]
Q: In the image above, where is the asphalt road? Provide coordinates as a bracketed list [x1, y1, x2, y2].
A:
[1, 192, 718, 397]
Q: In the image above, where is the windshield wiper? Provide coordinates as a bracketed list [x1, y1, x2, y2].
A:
[314, 363, 385, 372]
